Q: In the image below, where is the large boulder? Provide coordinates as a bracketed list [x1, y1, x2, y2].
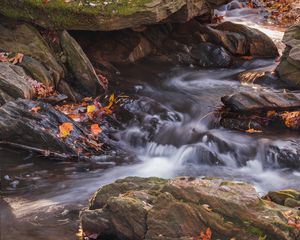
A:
[80, 177, 300, 240]
[199, 21, 279, 57]
[276, 24, 300, 88]
[0, 0, 212, 31]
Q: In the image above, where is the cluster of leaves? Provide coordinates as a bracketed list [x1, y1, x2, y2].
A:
[0, 52, 24, 64]
[196, 228, 212, 240]
[259, 0, 300, 27]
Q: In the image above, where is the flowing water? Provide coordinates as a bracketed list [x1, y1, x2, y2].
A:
[1, 1, 300, 240]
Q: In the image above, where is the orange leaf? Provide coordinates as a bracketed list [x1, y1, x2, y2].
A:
[241, 56, 254, 60]
[59, 122, 74, 138]
[91, 124, 102, 136]
[246, 128, 262, 134]
[9, 53, 24, 64]
[30, 106, 41, 113]
[199, 228, 212, 240]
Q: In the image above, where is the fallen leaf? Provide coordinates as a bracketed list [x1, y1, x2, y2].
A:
[30, 106, 41, 113]
[91, 124, 102, 136]
[87, 105, 96, 114]
[9, 53, 24, 64]
[246, 128, 262, 133]
[202, 204, 213, 212]
[241, 56, 254, 60]
[59, 122, 74, 138]
[199, 227, 212, 240]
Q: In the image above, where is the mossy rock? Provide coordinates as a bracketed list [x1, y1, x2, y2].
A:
[81, 177, 300, 240]
[0, 0, 209, 31]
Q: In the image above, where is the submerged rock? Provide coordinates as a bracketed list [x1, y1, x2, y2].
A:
[276, 24, 300, 88]
[0, 0, 212, 31]
[80, 176, 300, 240]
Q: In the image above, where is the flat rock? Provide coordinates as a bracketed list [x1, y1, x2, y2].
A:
[0, 0, 211, 31]
[221, 91, 300, 112]
[80, 176, 300, 240]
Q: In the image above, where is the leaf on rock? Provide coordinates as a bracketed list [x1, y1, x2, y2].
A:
[91, 124, 102, 136]
[30, 106, 41, 113]
[9, 53, 24, 64]
[59, 122, 74, 138]
[246, 128, 262, 133]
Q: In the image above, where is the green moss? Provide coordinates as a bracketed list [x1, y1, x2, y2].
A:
[0, 0, 155, 30]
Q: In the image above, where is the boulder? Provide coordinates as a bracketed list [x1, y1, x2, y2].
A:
[0, 18, 63, 85]
[277, 24, 300, 88]
[0, 62, 35, 104]
[80, 177, 300, 240]
[198, 22, 279, 57]
[0, 0, 211, 31]
[0, 99, 101, 158]
[60, 30, 105, 96]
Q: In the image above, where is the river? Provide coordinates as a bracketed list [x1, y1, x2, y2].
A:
[1, 1, 300, 239]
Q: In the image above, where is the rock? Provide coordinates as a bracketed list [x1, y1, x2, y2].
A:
[221, 91, 300, 112]
[0, 62, 35, 104]
[60, 30, 105, 96]
[276, 24, 300, 88]
[190, 43, 232, 67]
[0, 18, 64, 85]
[0, 99, 100, 157]
[265, 189, 300, 207]
[199, 22, 279, 57]
[81, 177, 300, 240]
[0, 0, 211, 31]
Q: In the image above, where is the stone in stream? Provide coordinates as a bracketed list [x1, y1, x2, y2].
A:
[0, 0, 214, 31]
[0, 62, 36, 104]
[0, 99, 101, 158]
[276, 24, 300, 88]
[80, 176, 300, 240]
[221, 91, 300, 112]
[60, 30, 106, 96]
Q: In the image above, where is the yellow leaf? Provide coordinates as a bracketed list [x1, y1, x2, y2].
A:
[59, 122, 74, 138]
[87, 105, 96, 114]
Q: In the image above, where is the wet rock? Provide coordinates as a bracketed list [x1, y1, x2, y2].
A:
[0, 99, 99, 157]
[277, 24, 300, 88]
[60, 30, 105, 96]
[221, 91, 300, 112]
[19, 56, 54, 87]
[0, 0, 211, 31]
[81, 176, 300, 240]
[0, 62, 35, 104]
[265, 189, 300, 208]
[200, 21, 279, 57]
[0, 18, 64, 85]
[190, 43, 232, 67]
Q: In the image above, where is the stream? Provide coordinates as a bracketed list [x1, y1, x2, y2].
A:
[1, 1, 300, 240]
